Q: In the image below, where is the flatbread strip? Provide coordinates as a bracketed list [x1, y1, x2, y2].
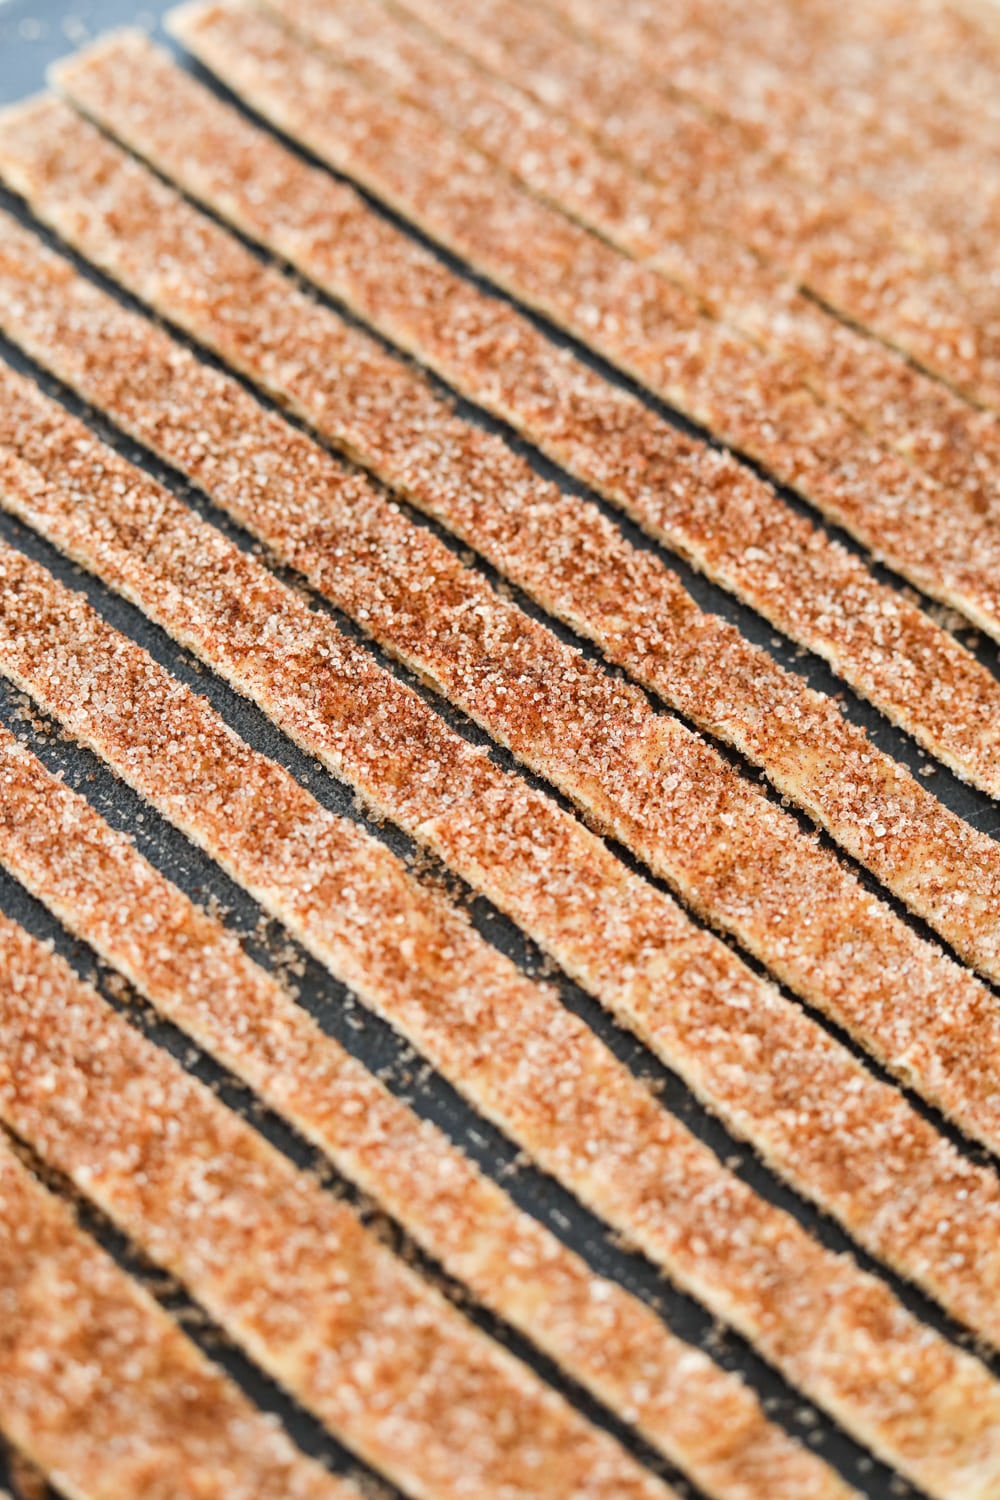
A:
[389, 0, 1000, 413]
[9, 99, 1000, 820]
[539, 0, 1000, 178]
[2, 161, 1000, 1155]
[0, 733, 852, 1500]
[0, 912, 671, 1500]
[157, 2, 1000, 645]
[270, 0, 1000, 517]
[0, 1134, 351, 1500]
[769, 0, 1000, 157]
[612, 0, 1000, 179]
[45, 56, 1000, 807]
[3, 216, 1000, 1159]
[244, 0, 1000, 522]
[2, 548, 1000, 1499]
[3, 226, 1000, 1016]
[316, 0, 1000, 223]
[158, 0, 999, 641]
[545, 0, 1000, 169]
[535, 0, 1000, 287]
[8, 371, 1000, 1362]
[486, 0, 1000, 237]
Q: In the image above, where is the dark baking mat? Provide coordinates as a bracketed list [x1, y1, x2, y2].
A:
[1, 5, 999, 1498]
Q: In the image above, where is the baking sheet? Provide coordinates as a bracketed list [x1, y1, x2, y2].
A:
[1, 3, 999, 1496]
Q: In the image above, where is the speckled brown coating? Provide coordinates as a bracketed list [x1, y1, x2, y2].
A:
[0, 728, 856, 1500]
[8, 93, 1000, 821]
[2, 191, 1000, 1162]
[2, 215, 1000, 998]
[4, 549, 1000, 1497]
[48, 41, 1000, 798]
[4, 118, 1000, 1147]
[0, 912, 674, 1500]
[536, 0, 1000, 291]
[235, 0, 1000, 522]
[580, 0, 1000, 198]
[387, 0, 1000, 412]
[149, 1, 1000, 643]
[9, 361, 1000, 1366]
[534, 0, 1000, 183]
[0, 1135, 350, 1500]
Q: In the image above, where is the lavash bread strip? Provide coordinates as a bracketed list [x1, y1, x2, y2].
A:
[390, 0, 1000, 410]
[0, 909, 674, 1500]
[20, 65, 1000, 809]
[3, 125, 1000, 1158]
[230, 0, 1000, 521]
[535, 0, 1000, 289]
[5, 362, 1000, 1351]
[0, 1133, 353, 1500]
[0, 723, 854, 1500]
[1, 545, 1000, 1496]
[149, 0, 1000, 644]
[533, 0, 1000, 174]
[40, 45, 1000, 944]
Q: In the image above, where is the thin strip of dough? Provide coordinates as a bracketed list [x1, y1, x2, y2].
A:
[0, 727, 854, 1500]
[155, 0, 1000, 642]
[771, 0, 1000, 155]
[0, 1135, 352, 1500]
[31, 54, 1000, 958]
[8, 92, 1000, 815]
[3, 549, 1000, 1500]
[44, 49, 1000, 888]
[391, 0, 1000, 412]
[2, 151, 1000, 1153]
[543, 0, 1000, 176]
[536, 0, 1000, 287]
[235, 0, 1000, 521]
[578, 0, 1000, 173]
[7, 366, 1000, 1354]
[0, 911, 671, 1500]
[1, 544, 1000, 1499]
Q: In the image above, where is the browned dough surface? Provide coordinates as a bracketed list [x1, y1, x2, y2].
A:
[246, 0, 1000, 521]
[0, 1134, 352, 1500]
[393, 0, 1000, 410]
[2, 122, 1000, 1163]
[42, 43, 1000, 963]
[1, 543, 1000, 1498]
[14, 76, 1000, 810]
[156, 1, 1000, 641]
[6, 355, 1000, 1361]
[0, 725, 853, 1500]
[0, 912, 673, 1500]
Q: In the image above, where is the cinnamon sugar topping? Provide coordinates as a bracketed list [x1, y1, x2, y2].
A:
[151, 2, 1000, 643]
[7, 355, 1000, 1364]
[0, 1135, 350, 1500]
[1, 13, 999, 1498]
[29, 40, 1000, 965]
[0, 543, 999, 1498]
[40, 39, 1000, 809]
[394, 0, 1000, 411]
[0, 913, 673, 1500]
[536, 0, 1000, 333]
[1, 126, 1000, 1165]
[248, 0, 1000, 522]
[0, 724, 852, 1500]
